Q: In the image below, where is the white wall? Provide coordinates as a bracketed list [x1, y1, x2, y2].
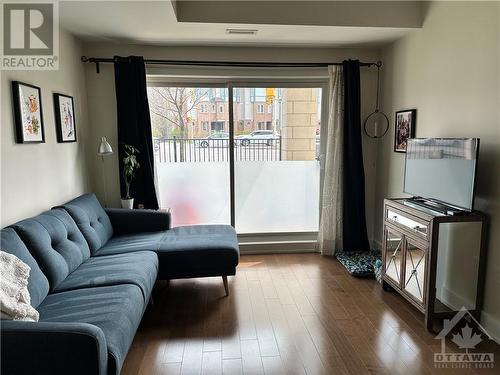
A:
[82, 43, 381, 242]
[375, 1, 500, 339]
[0, 30, 90, 226]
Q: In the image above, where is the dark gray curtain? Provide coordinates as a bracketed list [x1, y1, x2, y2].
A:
[113, 56, 158, 209]
[342, 60, 370, 251]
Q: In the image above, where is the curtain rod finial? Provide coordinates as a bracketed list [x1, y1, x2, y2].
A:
[81, 56, 89, 62]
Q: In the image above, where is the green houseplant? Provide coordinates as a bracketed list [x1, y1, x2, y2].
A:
[121, 144, 140, 209]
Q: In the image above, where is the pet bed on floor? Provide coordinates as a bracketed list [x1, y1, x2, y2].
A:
[335, 250, 382, 278]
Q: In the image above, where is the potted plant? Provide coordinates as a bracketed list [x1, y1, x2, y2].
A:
[121, 144, 140, 209]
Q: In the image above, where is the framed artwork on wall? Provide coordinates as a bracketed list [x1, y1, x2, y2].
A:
[54, 93, 77, 142]
[12, 81, 45, 143]
[394, 109, 416, 153]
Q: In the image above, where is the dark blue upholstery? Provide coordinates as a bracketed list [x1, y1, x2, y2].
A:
[54, 251, 158, 303]
[1, 193, 239, 375]
[105, 208, 170, 235]
[1, 320, 108, 375]
[60, 194, 113, 253]
[156, 225, 240, 279]
[12, 209, 90, 290]
[38, 284, 145, 375]
[0, 228, 49, 308]
[94, 225, 239, 280]
[96, 232, 164, 255]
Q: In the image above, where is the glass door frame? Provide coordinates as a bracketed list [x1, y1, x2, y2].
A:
[147, 77, 329, 237]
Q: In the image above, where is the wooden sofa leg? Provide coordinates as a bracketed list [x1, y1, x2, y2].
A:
[222, 276, 229, 297]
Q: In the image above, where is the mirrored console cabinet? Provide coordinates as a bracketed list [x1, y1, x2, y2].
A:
[382, 198, 488, 331]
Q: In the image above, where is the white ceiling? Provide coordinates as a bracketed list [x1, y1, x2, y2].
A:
[60, 1, 414, 48]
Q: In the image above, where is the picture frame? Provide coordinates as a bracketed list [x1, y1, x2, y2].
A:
[394, 109, 416, 153]
[54, 93, 77, 143]
[12, 81, 45, 144]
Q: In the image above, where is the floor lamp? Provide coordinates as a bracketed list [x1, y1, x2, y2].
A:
[98, 137, 113, 207]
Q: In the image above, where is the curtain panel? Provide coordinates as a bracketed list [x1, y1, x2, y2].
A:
[342, 60, 370, 252]
[318, 66, 344, 256]
[113, 56, 159, 209]
[318, 60, 370, 255]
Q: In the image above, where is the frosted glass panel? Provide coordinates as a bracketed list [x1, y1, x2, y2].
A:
[233, 87, 322, 233]
[156, 163, 230, 226]
[148, 86, 231, 227]
[235, 161, 320, 233]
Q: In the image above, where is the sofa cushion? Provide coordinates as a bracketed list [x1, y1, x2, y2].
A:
[38, 284, 145, 375]
[0, 228, 49, 308]
[96, 232, 165, 255]
[60, 193, 113, 253]
[54, 251, 158, 303]
[12, 209, 90, 290]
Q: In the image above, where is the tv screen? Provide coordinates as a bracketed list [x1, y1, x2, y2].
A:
[404, 138, 479, 211]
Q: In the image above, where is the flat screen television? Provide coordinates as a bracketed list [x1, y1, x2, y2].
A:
[404, 138, 479, 211]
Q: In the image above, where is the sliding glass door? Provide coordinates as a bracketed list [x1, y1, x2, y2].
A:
[147, 86, 231, 227]
[233, 86, 322, 233]
[147, 82, 324, 234]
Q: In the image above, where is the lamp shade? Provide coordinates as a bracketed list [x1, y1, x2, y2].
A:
[98, 137, 113, 155]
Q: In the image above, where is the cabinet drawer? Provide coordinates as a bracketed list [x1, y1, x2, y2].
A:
[385, 207, 429, 239]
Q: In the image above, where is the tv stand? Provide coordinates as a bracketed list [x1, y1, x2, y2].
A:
[382, 198, 487, 332]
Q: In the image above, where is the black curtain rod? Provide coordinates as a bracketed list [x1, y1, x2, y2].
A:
[81, 56, 381, 73]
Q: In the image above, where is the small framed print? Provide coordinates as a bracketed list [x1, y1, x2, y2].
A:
[54, 93, 77, 143]
[12, 81, 45, 143]
[394, 109, 416, 153]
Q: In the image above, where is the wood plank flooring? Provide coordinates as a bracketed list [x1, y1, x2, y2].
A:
[121, 254, 499, 375]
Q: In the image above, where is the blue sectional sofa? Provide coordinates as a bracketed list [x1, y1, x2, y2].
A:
[1, 193, 239, 375]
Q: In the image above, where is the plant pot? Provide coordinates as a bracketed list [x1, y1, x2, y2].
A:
[121, 198, 134, 209]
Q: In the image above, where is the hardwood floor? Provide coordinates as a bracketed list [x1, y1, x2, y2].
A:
[121, 254, 499, 375]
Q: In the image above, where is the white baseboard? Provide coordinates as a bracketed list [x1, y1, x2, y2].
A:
[437, 285, 474, 312]
[239, 240, 317, 255]
[481, 311, 500, 344]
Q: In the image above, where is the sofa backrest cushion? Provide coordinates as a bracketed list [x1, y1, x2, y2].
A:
[12, 209, 91, 290]
[60, 193, 113, 253]
[0, 228, 49, 308]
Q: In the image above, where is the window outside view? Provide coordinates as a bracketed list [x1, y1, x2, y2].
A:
[147, 86, 322, 233]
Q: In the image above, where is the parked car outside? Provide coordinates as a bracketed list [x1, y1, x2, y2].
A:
[236, 130, 278, 146]
[197, 132, 229, 148]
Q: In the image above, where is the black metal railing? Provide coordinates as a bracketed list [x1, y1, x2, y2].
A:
[153, 137, 282, 163]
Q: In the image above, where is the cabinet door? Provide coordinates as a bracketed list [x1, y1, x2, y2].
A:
[403, 237, 427, 304]
[384, 227, 404, 287]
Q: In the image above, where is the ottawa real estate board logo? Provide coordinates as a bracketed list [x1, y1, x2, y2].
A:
[1, 1, 59, 70]
[434, 307, 495, 369]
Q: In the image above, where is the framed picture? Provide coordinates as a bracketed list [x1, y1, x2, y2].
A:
[394, 109, 416, 153]
[54, 93, 77, 142]
[12, 81, 45, 143]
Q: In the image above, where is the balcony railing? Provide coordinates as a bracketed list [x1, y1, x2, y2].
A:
[153, 137, 282, 163]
